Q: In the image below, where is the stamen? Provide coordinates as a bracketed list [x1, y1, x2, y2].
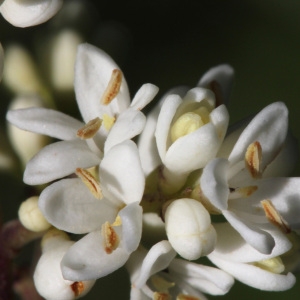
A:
[75, 168, 102, 199]
[102, 113, 116, 131]
[153, 292, 171, 300]
[76, 117, 102, 139]
[177, 294, 201, 300]
[245, 141, 262, 178]
[70, 281, 84, 297]
[101, 221, 120, 254]
[151, 275, 175, 293]
[229, 185, 258, 199]
[252, 257, 285, 274]
[101, 69, 122, 105]
[261, 199, 291, 233]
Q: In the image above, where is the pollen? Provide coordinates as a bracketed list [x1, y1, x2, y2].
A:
[261, 199, 291, 234]
[70, 281, 85, 297]
[100, 69, 122, 105]
[102, 113, 116, 130]
[75, 168, 103, 199]
[76, 117, 102, 139]
[245, 141, 262, 178]
[102, 221, 120, 254]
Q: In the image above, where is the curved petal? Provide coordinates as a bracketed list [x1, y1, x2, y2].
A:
[198, 64, 234, 105]
[155, 94, 182, 161]
[208, 255, 296, 291]
[209, 104, 229, 141]
[211, 222, 292, 263]
[228, 102, 288, 169]
[200, 158, 230, 211]
[130, 83, 159, 110]
[6, 107, 84, 140]
[39, 178, 117, 234]
[100, 140, 145, 205]
[24, 140, 101, 185]
[61, 230, 130, 281]
[164, 122, 222, 174]
[0, 0, 63, 27]
[134, 241, 177, 288]
[104, 108, 146, 153]
[223, 210, 275, 254]
[74, 43, 130, 123]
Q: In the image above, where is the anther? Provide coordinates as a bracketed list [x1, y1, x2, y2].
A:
[75, 168, 102, 199]
[177, 294, 201, 300]
[101, 69, 122, 105]
[70, 281, 85, 297]
[245, 141, 262, 178]
[76, 117, 102, 139]
[153, 292, 171, 300]
[101, 221, 120, 254]
[261, 199, 291, 234]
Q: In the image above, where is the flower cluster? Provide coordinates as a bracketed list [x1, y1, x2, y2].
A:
[6, 39, 300, 300]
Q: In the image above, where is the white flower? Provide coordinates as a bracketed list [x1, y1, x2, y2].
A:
[6, 43, 158, 185]
[208, 222, 296, 291]
[138, 64, 233, 194]
[38, 140, 145, 281]
[164, 198, 216, 260]
[34, 228, 95, 300]
[200, 102, 300, 254]
[0, 0, 63, 27]
[127, 240, 234, 300]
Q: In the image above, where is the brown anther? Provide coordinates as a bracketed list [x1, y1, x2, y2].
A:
[101, 69, 122, 105]
[177, 294, 201, 300]
[77, 117, 102, 139]
[261, 199, 291, 234]
[229, 185, 258, 199]
[75, 168, 102, 199]
[102, 221, 120, 254]
[245, 141, 262, 178]
[153, 292, 171, 300]
[70, 281, 84, 297]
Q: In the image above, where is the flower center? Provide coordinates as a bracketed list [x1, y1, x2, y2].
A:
[170, 106, 210, 143]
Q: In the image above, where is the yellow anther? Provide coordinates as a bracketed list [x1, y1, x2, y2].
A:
[229, 185, 258, 199]
[177, 294, 201, 300]
[70, 281, 85, 297]
[102, 113, 116, 131]
[100, 69, 122, 105]
[112, 215, 122, 226]
[245, 141, 262, 178]
[153, 292, 171, 300]
[253, 257, 285, 274]
[101, 221, 120, 254]
[261, 199, 291, 234]
[170, 106, 210, 143]
[76, 117, 102, 139]
[75, 168, 103, 199]
[151, 275, 175, 293]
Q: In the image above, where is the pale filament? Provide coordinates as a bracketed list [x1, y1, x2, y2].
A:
[101, 69, 122, 105]
[76, 117, 102, 139]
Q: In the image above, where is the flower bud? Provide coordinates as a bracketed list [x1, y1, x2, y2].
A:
[165, 198, 216, 260]
[18, 196, 51, 232]
[34, 228, 95, 300]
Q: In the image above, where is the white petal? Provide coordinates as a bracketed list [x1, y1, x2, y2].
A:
[24, 140, 101, 185]
[120, 202, 143, 253]
[155, 94, 182, 161]
[6, 108, 84, 140]
[198, 64, 234, 105]
[130, 83, 159, 110]
[169, 259, 234, 295]
[228, 102, 288, 169]
[100, 140, 145, 205]
[164, 122, 222, 174]
[0, 0, 63, 27]
[134, 241, 176, 288]
[200, 158, 230, 211]
[209, 104, 229, 141]
[208, 255, 296, 291]
[104, 108, 146, 153]
[39, 178, 117, 234]
[223, 210, 275, 254]
[74, 43, 130, 123]
[61, 231, 130, 281]
[211, 222, 292, 263]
